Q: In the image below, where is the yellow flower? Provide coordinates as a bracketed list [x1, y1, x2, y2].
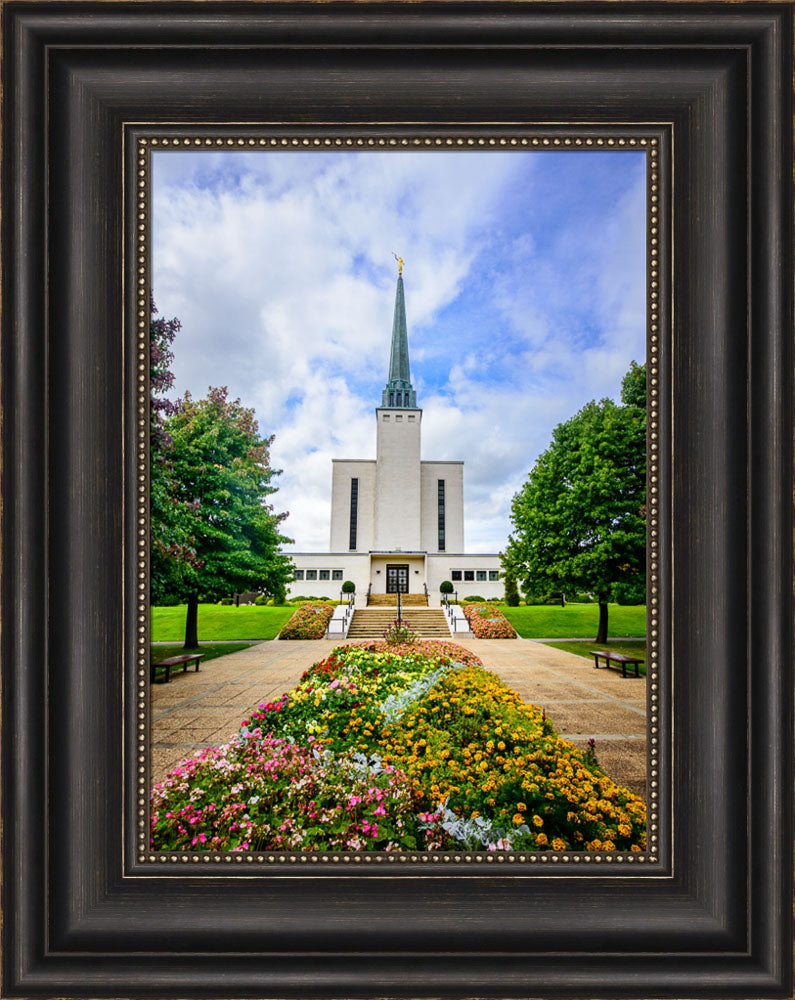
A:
[516, 802, 527, 813]
[535, 833, 548, 846]
[532, 815, 544, 828]
[512, 813, 524, 825]
[551, 838, 567, 851]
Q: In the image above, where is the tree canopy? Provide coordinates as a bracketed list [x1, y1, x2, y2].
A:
[149, 300, 197, 604]
[166, 387, 294, 645]
[505, 363, 646, 642]
[149, 300, 293, 645]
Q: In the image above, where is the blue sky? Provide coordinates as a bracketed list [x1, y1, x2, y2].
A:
[152, 149, 646, 552]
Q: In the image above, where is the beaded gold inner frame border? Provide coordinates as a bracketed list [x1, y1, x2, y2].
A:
[131, 128, 666, 870]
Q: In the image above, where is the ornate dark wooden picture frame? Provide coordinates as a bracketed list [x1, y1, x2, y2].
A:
[2, 3, 792, 998]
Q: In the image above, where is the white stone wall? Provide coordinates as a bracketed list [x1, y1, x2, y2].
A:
[374, 407, 422, 550]
[287, 553, 370, 604]
[329, 460, 376, 552]
[425, 554, 504, 603]
[420, 461, 464, 553]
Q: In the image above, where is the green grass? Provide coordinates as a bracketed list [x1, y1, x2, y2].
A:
[501, 603, 646, 639]
[150, 642, 257, 663]
[542, 639, 647, 676]
[151, 605, 294, 642]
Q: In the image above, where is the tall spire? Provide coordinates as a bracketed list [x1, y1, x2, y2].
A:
[382, 260, 417, 408]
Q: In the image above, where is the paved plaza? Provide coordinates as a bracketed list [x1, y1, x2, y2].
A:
[150, 637, 646, 799]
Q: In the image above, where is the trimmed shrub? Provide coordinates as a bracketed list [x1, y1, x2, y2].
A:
[461, 594, 486, 603]
[503, 574, 520, 607]
[439, 580, 454, 595]
[341, 580, 356, 594]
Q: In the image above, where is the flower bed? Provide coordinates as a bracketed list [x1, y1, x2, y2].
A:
[464, 603, 517, 639]
[278, 602, 334, 639]
[241, 640, 482, 753]
[377, 665, 645, 851]
[150, 736, 448, 852]
[151, 639, 645, 853]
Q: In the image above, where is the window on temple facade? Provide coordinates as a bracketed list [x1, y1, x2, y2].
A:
[438, 479, 446, 551]
[349, 478, 358, 550]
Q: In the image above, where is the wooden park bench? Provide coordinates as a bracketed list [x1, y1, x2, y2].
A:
[150, 652, 204, 684]
[590, 649, 643, 678]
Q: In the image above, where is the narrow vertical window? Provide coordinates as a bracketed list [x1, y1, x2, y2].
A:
[389, 391, 394, 406]
[437, 479, 446, 551]
[349, 478, 358, 551]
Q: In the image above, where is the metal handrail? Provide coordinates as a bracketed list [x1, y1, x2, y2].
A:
[396, 589, 402, 623]
[327, 601, 354, 635]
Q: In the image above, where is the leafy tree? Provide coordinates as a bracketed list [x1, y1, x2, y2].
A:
[166, 386, 294, 647]
[506, 363, 646, 643]
[620, 360, 646, 408]
[149, 299, 197, 604]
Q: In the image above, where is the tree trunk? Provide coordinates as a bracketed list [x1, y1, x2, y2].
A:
[184, 595, 199, 649]
[596, 600, 609, 644]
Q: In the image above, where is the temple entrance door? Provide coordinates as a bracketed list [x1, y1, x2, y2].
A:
[386, 565, 409, 594]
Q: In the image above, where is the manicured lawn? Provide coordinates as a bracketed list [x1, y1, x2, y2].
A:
[543, 639, 647, 676]
[151, 642, 256, 664]
[501, 603, 646, 638]
[151, 605, 294, 642]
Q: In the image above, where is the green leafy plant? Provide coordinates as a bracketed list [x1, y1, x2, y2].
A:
[503, 572, 520, 607]
[383, 619, 417, 646]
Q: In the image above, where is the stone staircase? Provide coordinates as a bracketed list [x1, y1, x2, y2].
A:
[345, 607, 450, 640]
[366, 593, 428, 607]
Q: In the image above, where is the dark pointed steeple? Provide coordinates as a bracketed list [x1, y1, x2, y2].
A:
[381, 257, 417, 408]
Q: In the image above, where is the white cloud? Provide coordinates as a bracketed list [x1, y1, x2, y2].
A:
[152, 150, 646, 553]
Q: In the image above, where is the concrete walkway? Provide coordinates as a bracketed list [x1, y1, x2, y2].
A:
[151, 637, 646, 800]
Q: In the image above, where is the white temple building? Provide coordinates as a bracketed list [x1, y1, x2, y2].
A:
[287, 264, 503, 606]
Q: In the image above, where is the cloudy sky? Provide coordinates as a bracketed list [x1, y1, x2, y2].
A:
[152, 149, 646, 553]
